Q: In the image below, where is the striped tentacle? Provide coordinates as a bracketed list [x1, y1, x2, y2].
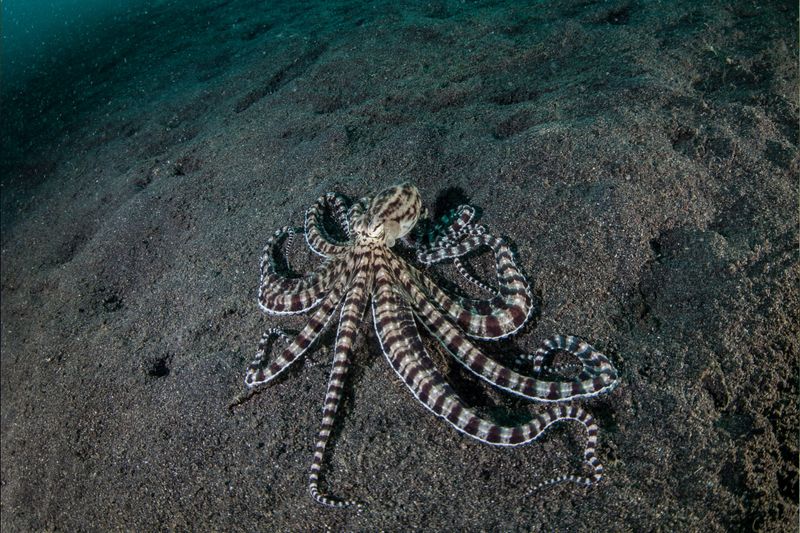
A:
[246, 280, 345, 387]
[523, 335, 618, 386]
[408, 233, 534, 340]
[453, 256, 498, 296]
[346, 198, 368, 232]
[443, 206, 478, 239]
[415, 205, 478, 249]
[305, 193, 353, 257]
[371, 271, 603, 487]
[414, 208, 533, 340]
[308, 256, 372, 510]
[258, 227, 345, 315]
[390, 255, 618, 402]
[327, 193, 352, 238]
[417, 226, 498, 267]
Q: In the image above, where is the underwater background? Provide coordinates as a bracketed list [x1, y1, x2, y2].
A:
[1, 0, 797, 530]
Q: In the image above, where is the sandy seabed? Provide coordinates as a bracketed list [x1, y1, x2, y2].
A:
[1, 1, 797, 531]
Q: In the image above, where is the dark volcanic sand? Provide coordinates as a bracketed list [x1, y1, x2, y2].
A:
[1, 0, 797, 531]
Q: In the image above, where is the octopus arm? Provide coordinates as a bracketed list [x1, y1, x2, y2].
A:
[246, 279, 345, 387]
[258, 227, 346, 315]
[304, 192, 352, 257]
[413, 215, 533, 339]
[308, 258, 373, 510]
[390, 255, 618, 402]
[371, 273, 604, 487]
[405, 251, 532, 340]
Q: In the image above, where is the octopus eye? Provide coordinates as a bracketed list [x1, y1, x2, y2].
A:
[363, 219, 386, 243]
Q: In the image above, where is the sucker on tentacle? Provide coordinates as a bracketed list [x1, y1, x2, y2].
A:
[239, 183, 620, 509]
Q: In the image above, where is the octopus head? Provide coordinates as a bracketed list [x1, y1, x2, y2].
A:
[361, 183, 422, 247]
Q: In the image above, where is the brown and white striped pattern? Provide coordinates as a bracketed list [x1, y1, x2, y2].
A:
[372, 272, 603, 485]
[257, 227, 343, 315]
[394, 258, 618, 402]
[305, 193, 352, 257]
[246, 282, 344, 386]
[411, 234, 534, 340]
[308, 258, 372, 509]
[243, 183, 620, 509]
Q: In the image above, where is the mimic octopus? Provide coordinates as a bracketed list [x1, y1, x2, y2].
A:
[242, 183, 619, 509]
